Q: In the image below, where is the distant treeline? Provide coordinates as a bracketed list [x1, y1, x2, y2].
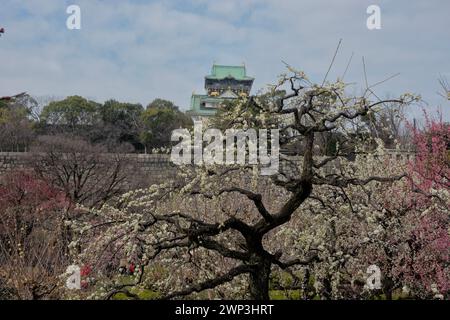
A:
[0, 95, 193, 153]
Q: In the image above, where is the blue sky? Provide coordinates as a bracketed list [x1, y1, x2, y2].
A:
[0, 0, 449, 119]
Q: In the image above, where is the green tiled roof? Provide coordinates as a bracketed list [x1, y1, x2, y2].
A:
[188, 94, 220, 117]
[205, 64, 254, 81]
[188, 64, 254, 117]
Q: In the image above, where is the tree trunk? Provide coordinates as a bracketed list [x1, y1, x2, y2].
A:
[382, 277, 394, 300]
[249, 259, 271, 300]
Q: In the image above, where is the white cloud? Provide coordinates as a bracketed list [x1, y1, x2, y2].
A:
[0, 0, 448, 119]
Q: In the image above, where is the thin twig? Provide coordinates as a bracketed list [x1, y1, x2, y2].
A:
[341, 51, 354, 80]
[362, 56, 369, 90]
[322, 38, 342, 86]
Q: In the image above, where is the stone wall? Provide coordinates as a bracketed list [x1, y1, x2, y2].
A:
[0, 152, 178, 185]
[120, 153, 178, 183]
[0, 152, 30, 173]
[0, 150, 414, 183]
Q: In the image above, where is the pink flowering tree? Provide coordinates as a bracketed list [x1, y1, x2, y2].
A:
[353, 113, 449, 299]
[277, 113, 449, 300]
[402, 114, 450, 297]
[0, 170, 72, 299]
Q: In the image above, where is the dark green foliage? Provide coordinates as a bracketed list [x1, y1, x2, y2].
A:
[140, 99, 193, 150]
[37, 96, 192, 152]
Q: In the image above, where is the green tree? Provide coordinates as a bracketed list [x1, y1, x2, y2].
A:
[0, 94, 35, 151]
[140, 99, 192, 152]
[146, 98, 179, 110]
[40, 96, 100, 130]
[95, 100, 144, 151]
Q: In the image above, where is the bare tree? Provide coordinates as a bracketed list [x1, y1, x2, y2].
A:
[0, 171, 69, 300]
[30, 135, 129, 207]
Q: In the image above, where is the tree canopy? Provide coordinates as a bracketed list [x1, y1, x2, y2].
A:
[140, 99, 193, 150]
[40, 95, 100, 128]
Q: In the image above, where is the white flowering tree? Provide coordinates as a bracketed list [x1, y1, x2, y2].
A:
[69, 69, 418, 300]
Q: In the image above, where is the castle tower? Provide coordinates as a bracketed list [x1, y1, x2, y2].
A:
[187, 64, 254, 121]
